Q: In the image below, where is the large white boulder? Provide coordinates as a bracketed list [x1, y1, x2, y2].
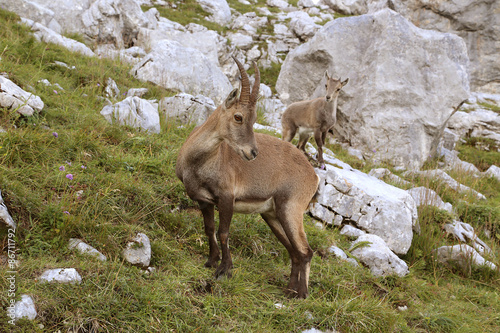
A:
[130, 40, 232, 105]
[100, 97, 160, 134]
[276, 9, 470, 169]
[309, 151, 418, 255]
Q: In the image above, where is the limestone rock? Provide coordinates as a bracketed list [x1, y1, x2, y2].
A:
[68, 238, 107, 261]
[309, 150, 418, 255]
[130, 40, 232, 105]
[196, 0, 232, 25]
[406, 187, 453, 213]
[100, 97, 160, 134]
[434, 244, 497, 271]
[0, 76, 44, 117]
[0, 190, 16, 229]
[350, 234, 409, 277]
[122, 233, 151, 267]
[13, 295, 37, 321]
[21, 18, 95, 57]
[160, 93, 216, 126]
[38, 268, 82, 284]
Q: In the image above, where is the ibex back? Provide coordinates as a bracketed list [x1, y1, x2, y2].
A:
[282, 71, 348, 168]
[176, 57, 319, 298]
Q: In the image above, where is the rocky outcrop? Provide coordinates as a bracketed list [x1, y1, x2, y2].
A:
[277, 9, 470, 169]
[309, 150, 418, 255]
[368, 0, 500, 94]
[130, 40, 232, 105]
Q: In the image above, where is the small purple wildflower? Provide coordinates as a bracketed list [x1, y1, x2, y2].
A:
[97, 83, 100, 87]
[66, 174, 73, 180]
[59, 166, 65, 171]
[66, 161, 72, 166]
[63, 211, 70, 215]
[52, 132, 58, 138]
[81, 165, 87, 170]
[53, 90, 58, 94]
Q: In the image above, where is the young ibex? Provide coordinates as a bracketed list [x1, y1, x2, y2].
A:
[176, 57, 319, 298]
[281, 71, 349, 167]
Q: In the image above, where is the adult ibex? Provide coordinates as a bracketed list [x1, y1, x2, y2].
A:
[281, 71, 349, 168]
[176, 57, 319, 298]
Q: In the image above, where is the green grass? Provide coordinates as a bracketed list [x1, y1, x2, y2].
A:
[1, 6, 500, 333]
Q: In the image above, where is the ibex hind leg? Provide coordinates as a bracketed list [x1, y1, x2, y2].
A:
[282, 122, 297, 143]
[269, 206, 313, 299]
[261, 212, 300, 296]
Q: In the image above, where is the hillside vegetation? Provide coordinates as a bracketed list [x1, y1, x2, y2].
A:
[1, 6, 500, 333]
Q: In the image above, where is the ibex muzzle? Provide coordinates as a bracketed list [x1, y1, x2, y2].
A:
[176, 57, 319, 298]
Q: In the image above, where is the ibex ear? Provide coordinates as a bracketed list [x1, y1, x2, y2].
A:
[341, 78, 349, 87]
[325, 70, 330, 80]
[224, 88, 239, 109]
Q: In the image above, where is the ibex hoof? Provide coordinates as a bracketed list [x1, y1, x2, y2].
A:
[215, 262, 233, 279]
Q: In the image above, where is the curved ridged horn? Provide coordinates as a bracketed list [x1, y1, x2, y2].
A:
[249, 61, 260, 108]
[232, 55, 250, 105]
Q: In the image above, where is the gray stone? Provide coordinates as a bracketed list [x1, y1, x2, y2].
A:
[447, 109, 500, 146]
[130, 40, 232, 105]
[38, 268, 82, 284]
[21, 18, 95, 57]
[0, 190, 16, 229]
[406, 187, 453, 213]
[13, 295, 37, 321]
[0, 76, 44, 117]
[340, 225, 366, 238]
[105, 77, 120, 99]
[276, 9, 469, 169]
[100, 97, 160, 134]
[405, 169, 486, 201]
[327, 245, 348, 260]
[434, 244, 497, 271]
[350, 234, 409, 277]
[68, 238, 107, 261]
[159, 93, 216, 126]
[196, 0, 232, 25]
[485, 165, 500, 181]
[443, 221, 492, 255]
[123, 232, 151, 267]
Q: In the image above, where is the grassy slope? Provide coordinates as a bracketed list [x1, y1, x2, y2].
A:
[1, 6, 499, 333]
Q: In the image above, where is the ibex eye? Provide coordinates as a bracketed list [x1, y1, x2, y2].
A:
[234, 114, 243, 122]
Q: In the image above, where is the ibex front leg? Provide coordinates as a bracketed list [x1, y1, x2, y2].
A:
[215, 195, 234, 278]
[314, 129, 326, 168]
[200, 202, 220, 268]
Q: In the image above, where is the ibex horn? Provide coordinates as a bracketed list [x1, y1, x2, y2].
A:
[249, 61, 260, 108]
[232, 56, 250, 105]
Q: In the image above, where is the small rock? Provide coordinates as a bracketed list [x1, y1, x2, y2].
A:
[38, 268, 82, 284]
[123, 233, 151, 267]
[68, 238, 107, 261]
[14, 295, 37, 321]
